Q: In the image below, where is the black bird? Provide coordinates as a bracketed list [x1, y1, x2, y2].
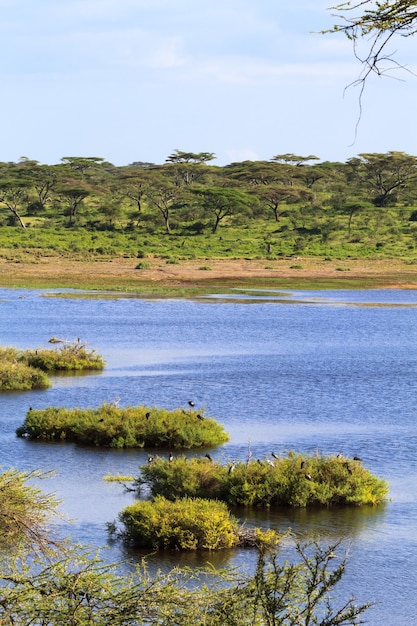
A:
[228, 463, 235, 474]
[196, 414, 204, 420]
[145, 412, 151, 420]
[271, 452, 279, 460]
[169, 452, 174, 462]
[148, 455, 154, 464]
[353, 456, 363, 462]
[305, 473, 312, 481]
[300, 460, 306, 469]
[205, 453, 213, 462]
[188, 401, 195, 408]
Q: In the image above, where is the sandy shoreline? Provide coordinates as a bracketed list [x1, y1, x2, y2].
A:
[1, 256, 417, 290]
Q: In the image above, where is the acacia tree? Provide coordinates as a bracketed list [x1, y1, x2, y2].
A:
[17, 161, 60, 212]
[57, 186, 92, 224]
[327, 1, 417, 82]
[0, 179, 31, 227]
[164, 150, 216, 187]
[145, 175, 183, 233]
[346, 151, 417, 206]
[192, 187, 257, 233]
[256, 185, 314, 222]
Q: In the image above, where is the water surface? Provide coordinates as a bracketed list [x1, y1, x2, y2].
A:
[1, 287, 417, 624]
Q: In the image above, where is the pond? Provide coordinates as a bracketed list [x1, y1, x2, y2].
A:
[1, 287, 417, 624]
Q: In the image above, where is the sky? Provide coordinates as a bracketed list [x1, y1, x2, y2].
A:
[0, 0, 416, 166]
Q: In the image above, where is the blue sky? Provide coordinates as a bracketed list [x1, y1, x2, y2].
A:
[0, 0, 416, 166]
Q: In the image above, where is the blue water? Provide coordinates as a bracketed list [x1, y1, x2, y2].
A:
[1, 287, 417, 624]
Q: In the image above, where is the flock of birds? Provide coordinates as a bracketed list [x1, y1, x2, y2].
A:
[145, 403, 364, 480]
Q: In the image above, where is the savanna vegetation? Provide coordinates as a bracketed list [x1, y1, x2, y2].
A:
[0, 466, 372, 624]
[16, 403, 229, 449]
[0, 150, 417, 273]
[136, 452, 388, 508]
[0, 340, 104, 391]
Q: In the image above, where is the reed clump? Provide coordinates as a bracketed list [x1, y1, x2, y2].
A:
[16, 404, 229, 449]
[137, 452, 388, 508]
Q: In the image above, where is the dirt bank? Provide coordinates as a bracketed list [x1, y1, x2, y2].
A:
[1, 256, 417, 291]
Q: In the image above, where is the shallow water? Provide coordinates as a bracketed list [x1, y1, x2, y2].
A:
[1, 287, 417, 624]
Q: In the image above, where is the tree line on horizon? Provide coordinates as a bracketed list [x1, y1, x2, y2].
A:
[1, 149, 417, 258]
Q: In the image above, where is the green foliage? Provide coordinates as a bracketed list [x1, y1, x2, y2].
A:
[0, 468, 59, 553]
[138, 452, 388, 507]
[326, 0, 417, 81]
[118, 495, 238, 550]
[16, 404, 229, 449]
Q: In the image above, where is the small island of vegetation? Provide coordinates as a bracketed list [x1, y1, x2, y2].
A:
[110, 451, 387, 552]
[16, 403, 229, 449]
[136, 452, 388, 508]
[0, 339, 105, 391]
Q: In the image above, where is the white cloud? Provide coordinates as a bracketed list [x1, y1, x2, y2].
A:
[225, 148, 260, 163]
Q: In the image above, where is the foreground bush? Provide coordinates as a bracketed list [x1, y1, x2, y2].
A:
[0, 540, 372, 625]
[0, 468, 59, 553]
[16, 403, 229, 449]
[118, 496, 239, 550]
[137, 452, 388, 507]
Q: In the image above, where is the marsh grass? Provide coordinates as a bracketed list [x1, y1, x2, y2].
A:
[16, 403, 229, 449]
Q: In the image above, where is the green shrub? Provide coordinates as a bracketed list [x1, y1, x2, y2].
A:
[0, 539, 372, 624]
[0, 348, 51, 391]
[138, 452, 388, 508]
[16, 404, 229, 449]
[118, 495, 238, 550]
